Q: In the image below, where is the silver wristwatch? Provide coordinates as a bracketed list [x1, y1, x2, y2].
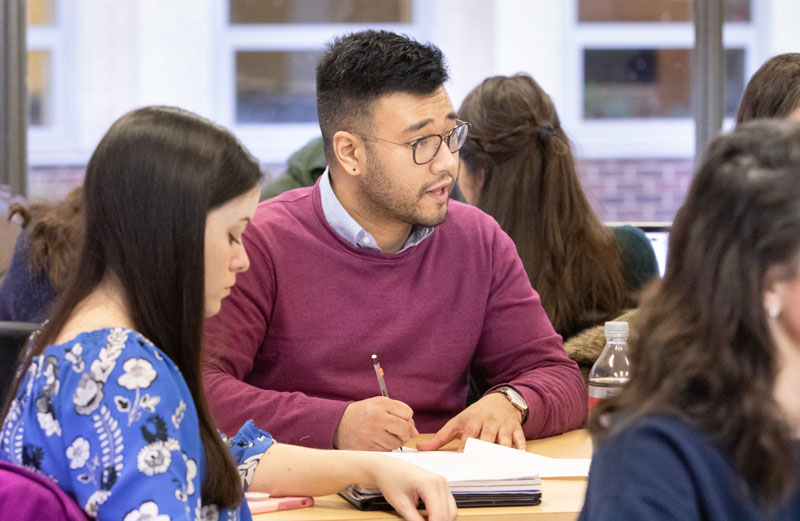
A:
[493, 386, 529, 423]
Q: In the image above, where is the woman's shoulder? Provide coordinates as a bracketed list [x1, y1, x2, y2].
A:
[582, 414, 753, 520]
[592, 413, 741, 498]
[599, 413, 706, 451]
[610, 226, 654, 260]
[46, 328, 174, 368]
[609, 225, 659, 291]
[39, 327, 185, 413]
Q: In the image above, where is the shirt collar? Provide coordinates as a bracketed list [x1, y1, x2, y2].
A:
[319, 169, 433, 253]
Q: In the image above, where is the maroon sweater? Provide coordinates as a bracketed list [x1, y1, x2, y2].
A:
[203, 183, 586, 448]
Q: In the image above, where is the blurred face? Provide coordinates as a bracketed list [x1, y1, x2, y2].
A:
[203, 185, 260, 316]
[789, 105, 800, 122]
[358, 86, 460, 227]
[764, 261, 800, 433]
[768, 263, 800, 344]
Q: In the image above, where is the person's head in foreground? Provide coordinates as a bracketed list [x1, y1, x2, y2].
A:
[316, 29, 467, 251]
[737, 53, 800, 125]
[1, 105, 263, 510]
[458, 73, 630, 339]
[0, 106, 456, 521]
[582, 120, 800, 519]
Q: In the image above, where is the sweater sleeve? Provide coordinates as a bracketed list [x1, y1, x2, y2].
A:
[475, 227, 587, 438]
[202, 229, 349, 449]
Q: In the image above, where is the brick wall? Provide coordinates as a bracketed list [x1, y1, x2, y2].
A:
[25, 158, 695, 223]
[577, 157, 694, 222]
[27, 165, 87, 202]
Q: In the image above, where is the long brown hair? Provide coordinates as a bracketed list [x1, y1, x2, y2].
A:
[459, 74, 627, 339]
[8, 186, 83, 292]
[736, 53, 800, 125]
[591, 120, 800, 508]
[2, 107, 262, 508]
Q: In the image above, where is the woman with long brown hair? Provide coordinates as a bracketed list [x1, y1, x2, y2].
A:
[458, 73, 658, 341]
[0, 106, 456, 521]
[580, 120, 800, 519]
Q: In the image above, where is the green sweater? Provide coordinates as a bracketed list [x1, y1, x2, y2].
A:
[260, 136, 327, 201]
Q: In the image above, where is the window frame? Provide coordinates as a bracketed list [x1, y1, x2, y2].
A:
[213, 0, 429, 163]
[561, 0, 764, 159]
[26, 0, 79, 165]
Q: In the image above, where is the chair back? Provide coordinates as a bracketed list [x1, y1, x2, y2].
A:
[0, 321, 40, 403]
[0, 460, 90, 520]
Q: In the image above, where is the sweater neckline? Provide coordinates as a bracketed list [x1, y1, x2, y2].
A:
[310, 180, 427, 262]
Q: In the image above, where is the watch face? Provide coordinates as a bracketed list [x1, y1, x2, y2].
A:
[501, 387, 527, 411]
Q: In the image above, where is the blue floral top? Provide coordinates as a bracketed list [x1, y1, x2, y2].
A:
[0, 328, 275, 521]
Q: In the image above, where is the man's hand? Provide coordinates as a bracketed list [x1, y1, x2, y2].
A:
[333, 396, 419, 451]
[416, 392, 526, 452]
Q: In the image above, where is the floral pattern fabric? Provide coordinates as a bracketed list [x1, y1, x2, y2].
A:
[0, 328, 274, 521]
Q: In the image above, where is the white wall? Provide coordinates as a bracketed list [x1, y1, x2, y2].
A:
[32, 0, 218, 165]
[763, 0, 800, 56]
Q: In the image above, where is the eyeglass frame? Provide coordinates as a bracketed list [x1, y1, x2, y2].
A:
[348, 120, 471, 165]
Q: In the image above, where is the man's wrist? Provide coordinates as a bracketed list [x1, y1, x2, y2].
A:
[491, 386, 529, 424]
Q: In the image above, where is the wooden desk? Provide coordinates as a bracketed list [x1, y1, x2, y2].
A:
[253, 430, 591, 521]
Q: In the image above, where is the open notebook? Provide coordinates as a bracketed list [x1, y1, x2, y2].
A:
[341, 438, 572, 510]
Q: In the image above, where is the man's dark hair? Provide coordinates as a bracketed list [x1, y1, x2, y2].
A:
[316, 30, 449, 162]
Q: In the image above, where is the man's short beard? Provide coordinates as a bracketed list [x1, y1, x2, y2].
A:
[358, 145, 451, 228]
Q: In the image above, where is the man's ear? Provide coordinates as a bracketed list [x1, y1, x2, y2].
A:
[332, 131, 365, 178]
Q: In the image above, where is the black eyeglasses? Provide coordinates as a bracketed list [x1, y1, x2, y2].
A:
[351, 120, 471, 165]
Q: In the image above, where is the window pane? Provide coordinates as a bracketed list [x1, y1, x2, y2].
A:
[26, 0, 56, 25]
[229, 0, 412, 24]
[578, 0, 750, 23]
[236, 51, 321, 123]
[27, 50, 52, 127]
[584, 48, 744, 119]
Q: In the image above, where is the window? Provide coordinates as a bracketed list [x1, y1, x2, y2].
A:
[228, 0, 412, 24]
[26, 0, 77, 166]
[215, 0, 425, 163]
[583, 48, 744, 120]
[562, 0, 761, 159]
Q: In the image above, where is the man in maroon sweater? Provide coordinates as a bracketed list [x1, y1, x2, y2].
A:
[204, 30, 586, 451]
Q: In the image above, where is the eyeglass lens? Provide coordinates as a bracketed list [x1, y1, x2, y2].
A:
[413, 123, 469, 164]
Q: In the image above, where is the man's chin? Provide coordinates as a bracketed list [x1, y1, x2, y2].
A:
[415, 205, 449, 228]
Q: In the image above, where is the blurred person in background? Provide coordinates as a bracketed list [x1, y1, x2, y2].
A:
[458, 74, 658, 342]
[0, 187, 83, 322]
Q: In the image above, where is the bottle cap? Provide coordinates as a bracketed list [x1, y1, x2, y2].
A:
[604, 321, 629, 338]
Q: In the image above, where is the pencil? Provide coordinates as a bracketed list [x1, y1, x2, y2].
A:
[371, 354, 389, 397]
[371, 354, 405, 451]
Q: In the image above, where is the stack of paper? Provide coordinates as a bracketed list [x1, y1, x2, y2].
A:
[341, 438, 544, 510]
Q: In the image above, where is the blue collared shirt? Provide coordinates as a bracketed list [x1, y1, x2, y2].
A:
[319, 169, 434, 253]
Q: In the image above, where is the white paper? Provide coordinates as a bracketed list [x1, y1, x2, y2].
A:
[462, 437, 589, 478]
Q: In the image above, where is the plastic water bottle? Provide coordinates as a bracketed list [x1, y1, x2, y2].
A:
[587, 321, 631, 413]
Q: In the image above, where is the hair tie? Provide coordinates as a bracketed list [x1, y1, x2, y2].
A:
[537, 124, 557, 146]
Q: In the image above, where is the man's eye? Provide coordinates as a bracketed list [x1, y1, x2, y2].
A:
[229, 234, 241, 245]
[415, 136, 436, 150]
